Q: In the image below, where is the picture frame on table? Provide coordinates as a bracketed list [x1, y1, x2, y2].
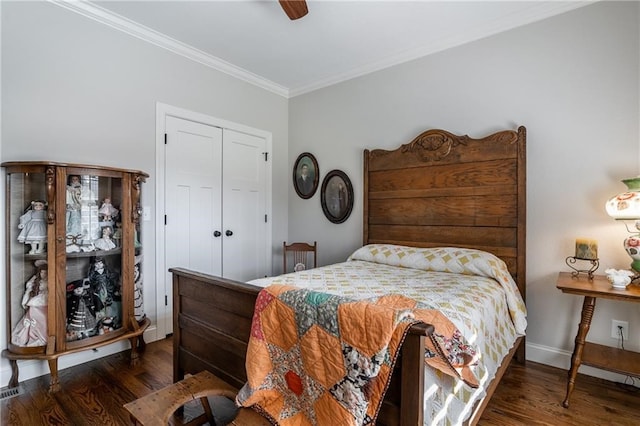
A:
[293, 152, 319, 199]
[320, 170, 353, 224]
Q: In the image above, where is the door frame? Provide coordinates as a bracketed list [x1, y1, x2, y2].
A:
[155, 102, 273, 338]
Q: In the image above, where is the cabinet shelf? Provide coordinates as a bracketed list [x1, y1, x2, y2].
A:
[65, 248, 123, 259]
[2, 161, 149, 392]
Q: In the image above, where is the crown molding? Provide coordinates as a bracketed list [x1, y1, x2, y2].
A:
[49, 0, 290, 98]
[49, 1, 594, 99]
[288, 1, 595, 97]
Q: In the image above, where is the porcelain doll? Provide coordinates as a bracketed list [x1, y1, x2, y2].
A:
[98, 198, 118, 223]
[66, 175, 99, 242]
[11, 260, 48, 347]
[88, 258, 120, 323]
[66, 175, 83, 237]
[94, 226, 116, 251]
[113, 222, 123, 247]
[17, 200, 47, 254]
[66, 279, 101, 340]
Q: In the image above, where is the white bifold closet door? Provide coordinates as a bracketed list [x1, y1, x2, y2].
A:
[164, 117, 268, 331]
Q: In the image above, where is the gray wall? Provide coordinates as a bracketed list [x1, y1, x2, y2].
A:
[0, 1, 288, 379]
[1, 0, 639, 385]
[288, 1, 640, 379]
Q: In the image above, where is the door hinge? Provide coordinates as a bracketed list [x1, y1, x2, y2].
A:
[164, 133, 167, 144]
[265, 214, 268, 223]
[263, 152, 268, 161]
[164, 215, 167, 225]
[165, 295, 168, 306]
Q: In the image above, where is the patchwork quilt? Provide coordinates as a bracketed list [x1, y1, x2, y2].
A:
[248, 244, 528, 425]
[236, 285, 479, 425]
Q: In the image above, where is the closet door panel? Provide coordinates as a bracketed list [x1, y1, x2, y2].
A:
[165, 117, 223, 277]
[222, 129, 267, 281]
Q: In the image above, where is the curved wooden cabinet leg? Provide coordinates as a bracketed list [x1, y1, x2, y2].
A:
[138, 334, 146, 353]
[48, 358, 60, 393]
[562, 296, 596, 408]
[129, 336, 140, 366]
[8, 359, 19, 388]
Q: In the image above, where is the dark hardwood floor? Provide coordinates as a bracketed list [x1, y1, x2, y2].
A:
[2, 336, 639, 425]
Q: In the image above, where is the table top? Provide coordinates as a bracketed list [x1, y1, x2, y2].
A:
[557, 272, 640, 302]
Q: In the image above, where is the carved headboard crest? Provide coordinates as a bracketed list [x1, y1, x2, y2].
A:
[400, 129, 469, 162]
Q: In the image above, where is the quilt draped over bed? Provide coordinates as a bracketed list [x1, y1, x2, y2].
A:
[236, 284, 479, 426]
[248, 245, 528, 425]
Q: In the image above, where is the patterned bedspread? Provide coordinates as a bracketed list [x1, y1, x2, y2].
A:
[249, 245, 527, 425]
[237, 285, 480, 425]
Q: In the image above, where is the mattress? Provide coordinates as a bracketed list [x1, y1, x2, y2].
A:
[249, 244, 527, 425]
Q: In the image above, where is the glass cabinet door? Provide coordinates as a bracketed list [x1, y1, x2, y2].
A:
[7, 169, 50, 354]
[63, 171, 125, 344]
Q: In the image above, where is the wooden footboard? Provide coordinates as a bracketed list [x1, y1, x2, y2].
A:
[171, 267, 434, 426]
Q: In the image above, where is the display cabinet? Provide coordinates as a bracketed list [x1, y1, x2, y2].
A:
[2, 161, 150, 392]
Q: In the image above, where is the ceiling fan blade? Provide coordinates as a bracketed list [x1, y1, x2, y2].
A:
[279, 0, 308, 20]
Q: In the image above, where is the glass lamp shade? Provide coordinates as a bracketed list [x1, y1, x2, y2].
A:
[624, 235, 640, 272]
[605, 177, 640, 219]
[606, 177, 640, 273]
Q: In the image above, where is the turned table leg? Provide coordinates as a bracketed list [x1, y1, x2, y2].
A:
[563, 296, 596, 408]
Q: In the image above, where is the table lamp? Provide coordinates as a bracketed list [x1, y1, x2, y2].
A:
[605, 177, 640, 274]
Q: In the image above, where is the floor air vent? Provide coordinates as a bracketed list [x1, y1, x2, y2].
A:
[0, 386, 23, 401]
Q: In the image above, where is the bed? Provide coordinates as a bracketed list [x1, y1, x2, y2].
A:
[170, 125, 527, 425]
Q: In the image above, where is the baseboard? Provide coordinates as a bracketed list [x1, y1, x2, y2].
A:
[0, 324, 159, 388]
[526, 341, 639, 386]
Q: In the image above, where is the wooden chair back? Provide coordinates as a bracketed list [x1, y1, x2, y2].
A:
[283, 241, 317, 273]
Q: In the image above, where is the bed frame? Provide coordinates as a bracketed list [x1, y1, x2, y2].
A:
[171, 126, 526, 426]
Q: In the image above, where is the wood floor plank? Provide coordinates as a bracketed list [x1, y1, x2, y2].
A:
[478, 362, 640, 426]
[2, 337, 639, 425]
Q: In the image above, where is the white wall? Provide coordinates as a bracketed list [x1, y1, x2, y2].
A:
[0, 1, 288, 383]
[288, 1, 640, 381]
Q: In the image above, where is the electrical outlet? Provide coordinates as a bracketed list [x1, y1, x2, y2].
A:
[611, 320, 629, 339]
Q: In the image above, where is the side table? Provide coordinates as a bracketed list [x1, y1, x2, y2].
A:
[556, 272, 640, 408]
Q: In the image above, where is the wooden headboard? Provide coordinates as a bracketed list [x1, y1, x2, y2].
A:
[364, 126, 526, 300]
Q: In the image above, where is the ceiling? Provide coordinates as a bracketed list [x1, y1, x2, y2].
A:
[63, 1, 592, 97]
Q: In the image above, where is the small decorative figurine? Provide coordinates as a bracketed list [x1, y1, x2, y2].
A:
[98, 198, 118, 223]
[94, 226, 116, 251]
[17, 200, 47, 254]
[113, 222, 123, 247]
[605, 268, 635, 289]
[11, 260, 48, 347]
